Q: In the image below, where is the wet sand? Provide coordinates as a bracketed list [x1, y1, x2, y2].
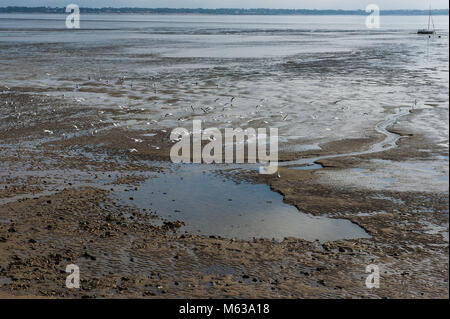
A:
[0, 91, 448, 298]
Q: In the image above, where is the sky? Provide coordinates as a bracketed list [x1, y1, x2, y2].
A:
[1, 0, 449, 10]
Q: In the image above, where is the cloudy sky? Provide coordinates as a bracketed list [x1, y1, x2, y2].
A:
[2, 0, 449, 9]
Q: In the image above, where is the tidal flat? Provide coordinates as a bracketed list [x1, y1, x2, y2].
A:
[0, 14, 448, 298]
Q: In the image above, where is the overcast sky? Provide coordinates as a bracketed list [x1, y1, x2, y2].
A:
[2, 0, 449, 10]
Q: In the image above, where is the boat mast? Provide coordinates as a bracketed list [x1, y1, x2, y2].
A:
[430, 8, 435, 31]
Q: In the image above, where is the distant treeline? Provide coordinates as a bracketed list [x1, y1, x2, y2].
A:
[0, 7, 449, 15]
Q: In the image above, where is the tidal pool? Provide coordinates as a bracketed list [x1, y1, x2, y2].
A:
[118, 164, 370, 242]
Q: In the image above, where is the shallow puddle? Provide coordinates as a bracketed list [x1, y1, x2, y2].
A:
[118, 165, 370, 242]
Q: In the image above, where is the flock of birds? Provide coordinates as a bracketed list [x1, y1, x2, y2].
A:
[66, 74, 369, 122]
[36, 76, 299, 159]
[1, 75, 370, 151]
[64, 76, 297, 132]
[20, 71, 392, 150]
[5, 71, 389, 146]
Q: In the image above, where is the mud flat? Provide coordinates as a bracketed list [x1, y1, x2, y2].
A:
[0, 91, 448, 298]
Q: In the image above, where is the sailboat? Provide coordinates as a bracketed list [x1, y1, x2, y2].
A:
[418, 5, 435, 34]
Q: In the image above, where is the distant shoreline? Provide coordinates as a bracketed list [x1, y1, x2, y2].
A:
[0, 7, 449, 16]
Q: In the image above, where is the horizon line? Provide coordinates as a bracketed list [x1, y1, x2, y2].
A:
[0, 7, 449, 12]
[0, 7, 448, 17]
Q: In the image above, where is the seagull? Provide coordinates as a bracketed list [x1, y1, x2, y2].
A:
[222, 103, 231, 111]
